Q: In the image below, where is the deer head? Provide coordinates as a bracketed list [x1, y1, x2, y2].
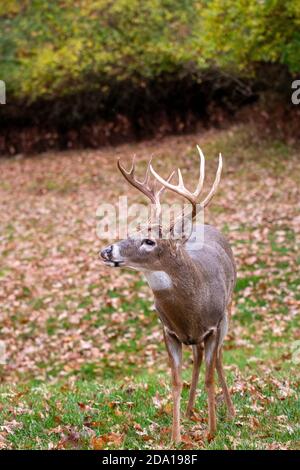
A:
[100, 146, 222, 271]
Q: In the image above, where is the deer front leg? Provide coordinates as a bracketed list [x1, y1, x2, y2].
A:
[186, 343, 204, 418]
[163, 328, 182, 444]
[204, 332, 218, 440]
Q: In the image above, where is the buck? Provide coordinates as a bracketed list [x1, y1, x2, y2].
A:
[100, 146, 236, 443]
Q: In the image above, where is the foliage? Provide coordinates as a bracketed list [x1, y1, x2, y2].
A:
[201, 0, 300, 75]
[0, 0, 203, 101]
[0, 0, 299, 103]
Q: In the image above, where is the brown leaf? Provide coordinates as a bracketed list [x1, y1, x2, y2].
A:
[91, 432, 124, 450]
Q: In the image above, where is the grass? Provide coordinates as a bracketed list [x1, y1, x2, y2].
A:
[0, 125, 299, 449]
[0, 257, 298, 449]
[0, 364, 299, 450]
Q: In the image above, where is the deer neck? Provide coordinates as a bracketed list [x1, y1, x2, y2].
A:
[144, 247, 208, 343]
[144, 246, 203, 296]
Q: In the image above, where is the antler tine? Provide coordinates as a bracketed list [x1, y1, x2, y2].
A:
[117, 155, 175, 211]
[201, 153, 222, 207]
[157, 170, 175, 196]
[150, 164, 194, 205]
[195, 145, 205, 196]
[142, 156, 175, 198]
[129, 154, 136, 174]
[150, 146, 222, 216]
[117, 154, 136, 175]
[142, 156, 153, 187]
[117, 156, 154, 204]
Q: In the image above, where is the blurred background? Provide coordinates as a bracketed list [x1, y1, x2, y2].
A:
[0, 0, 299, 450]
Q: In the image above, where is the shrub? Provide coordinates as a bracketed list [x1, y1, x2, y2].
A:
[1, 0, 298, 104]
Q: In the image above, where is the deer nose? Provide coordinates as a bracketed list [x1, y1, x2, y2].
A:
[100, 245, 113, 261]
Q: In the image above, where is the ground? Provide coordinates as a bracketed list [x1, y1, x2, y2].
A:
[0, 125, 299, 450]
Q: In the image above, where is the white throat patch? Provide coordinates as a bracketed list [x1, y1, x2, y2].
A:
[144, 271, 173, 291]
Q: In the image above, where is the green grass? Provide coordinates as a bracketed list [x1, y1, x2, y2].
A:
[1, 263, 299, 450]
[0, 366, 299, 450]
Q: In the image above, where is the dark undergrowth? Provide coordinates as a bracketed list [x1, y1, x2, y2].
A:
[0, 72, 256, 156]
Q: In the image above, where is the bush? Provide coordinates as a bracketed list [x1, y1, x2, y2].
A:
[0, 0, 204, 101]
[1, 0, 299, 104]
[201, 0, 300, 75]
[1, 1, 299, 155]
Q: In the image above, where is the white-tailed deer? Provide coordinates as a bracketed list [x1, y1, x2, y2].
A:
[100, 146, 236, 443]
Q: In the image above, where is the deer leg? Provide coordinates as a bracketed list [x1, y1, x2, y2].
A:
[163, 328, 182, 444]
[204, 332, 218, 440]
[186, 343, 204, 418]
[227, 300, 233, 323]
[216, 347, 235, 419]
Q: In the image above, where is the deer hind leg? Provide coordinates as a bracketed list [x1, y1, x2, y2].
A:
[163, 328, 182, 444]
[227, 300, 233, 323]
[215, 315, 235, 419]
[216, 347, 235, 419]
[186, 343, 204, 418]
[204, 331, 218, 440]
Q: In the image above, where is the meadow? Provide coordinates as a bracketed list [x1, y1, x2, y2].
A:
[0, 125, 299, 449]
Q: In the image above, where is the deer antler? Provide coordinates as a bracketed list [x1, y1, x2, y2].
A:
[117, 156, 174, 218]
[150, 146, 222, 218]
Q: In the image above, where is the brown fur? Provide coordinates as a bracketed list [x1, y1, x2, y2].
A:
[101, 223, 236, 442]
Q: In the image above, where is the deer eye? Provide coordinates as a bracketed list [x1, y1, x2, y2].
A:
[142, 239, 155, 246]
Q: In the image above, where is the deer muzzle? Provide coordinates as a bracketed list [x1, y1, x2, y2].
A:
[100, 245, 113, 261]
[100, 244, 125, 267]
